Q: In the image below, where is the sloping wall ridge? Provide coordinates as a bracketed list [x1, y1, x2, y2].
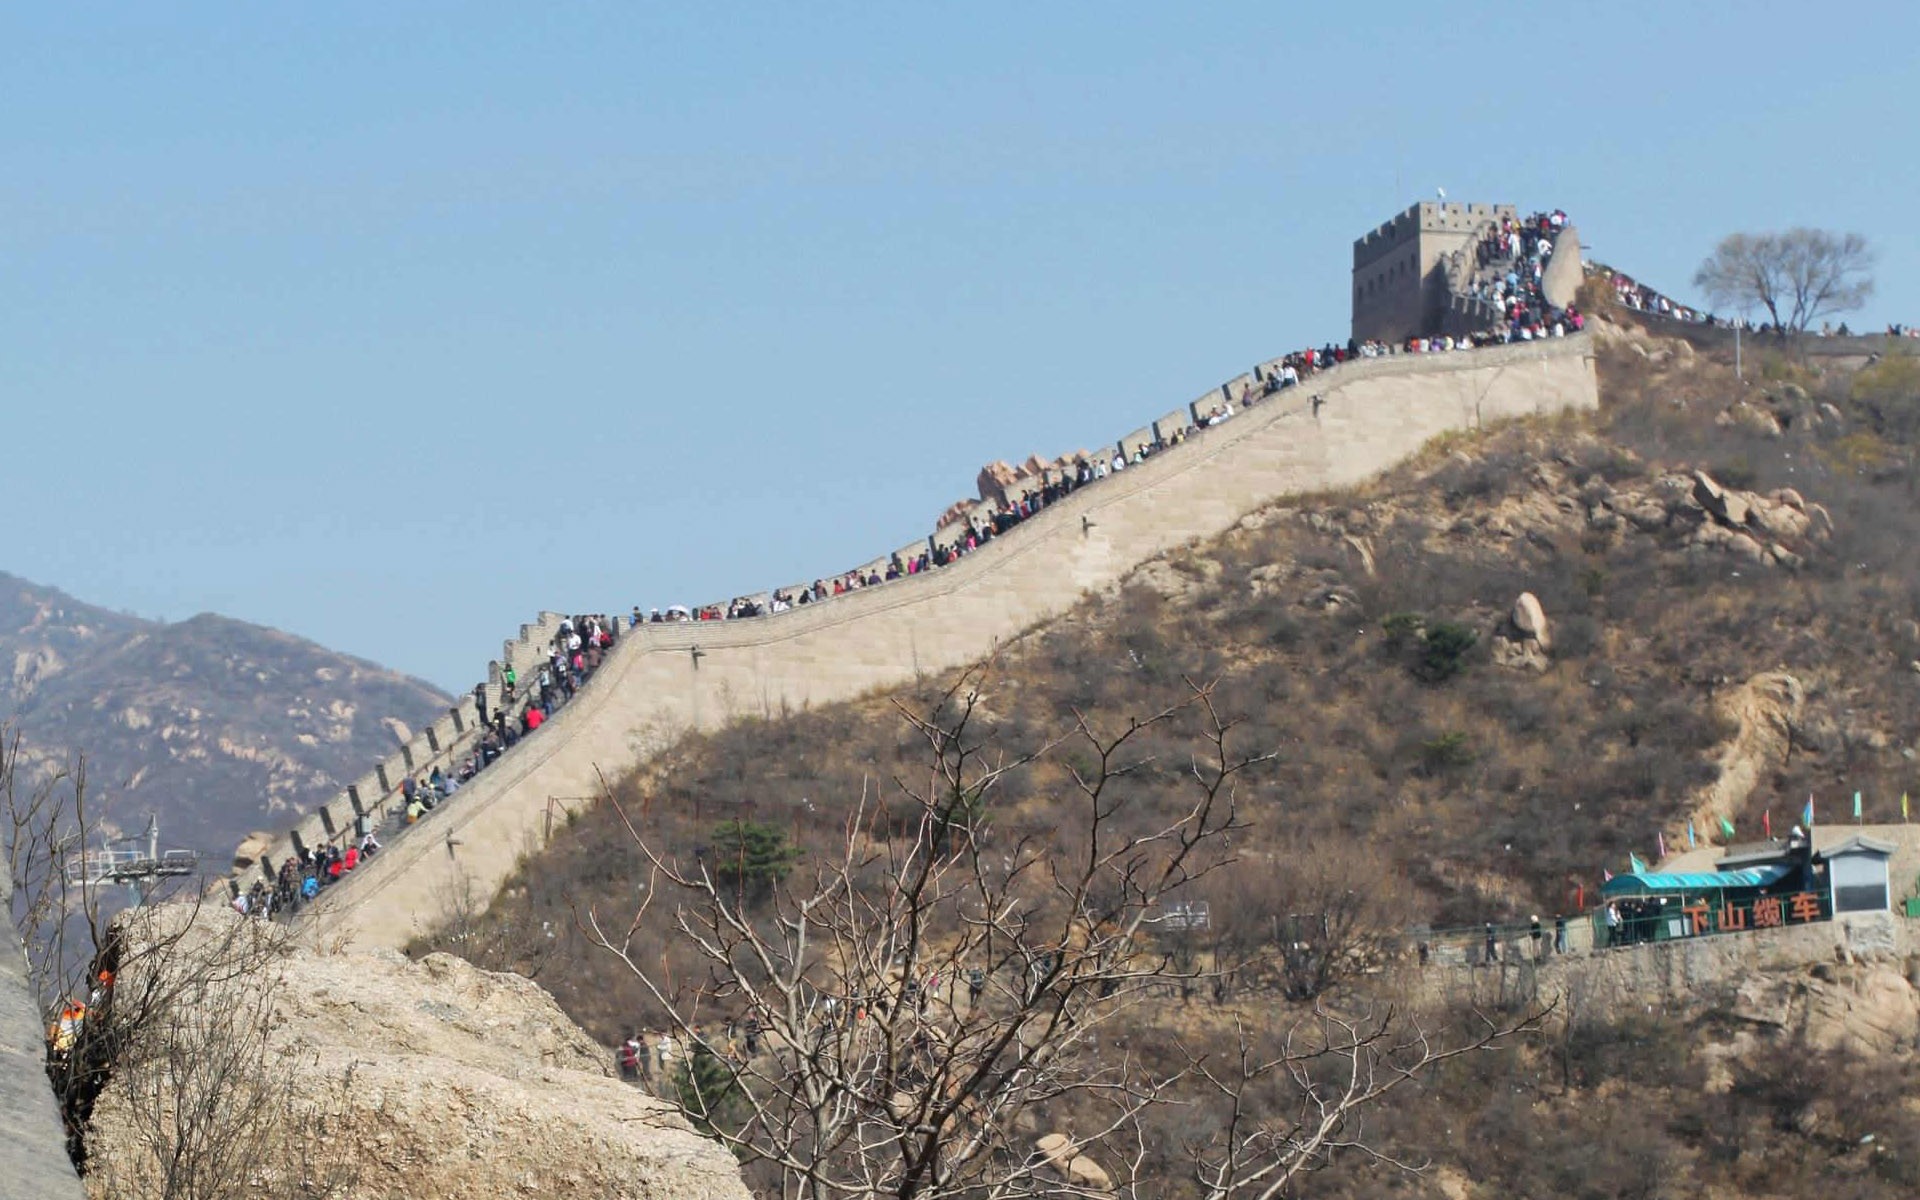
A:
[316, 334, 1600, 950]
[243, 612, 568, 884]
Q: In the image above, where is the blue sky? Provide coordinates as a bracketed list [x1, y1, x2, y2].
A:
[6, 3, 1916, 690]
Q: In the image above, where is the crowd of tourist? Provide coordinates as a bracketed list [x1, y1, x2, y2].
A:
[1596, 265, 1710, 325]
[243, 223, 1602, 906]
[626, 316, 1582, 627]
[237, 614, 621, 916]
[1460, 209, 1580, 339]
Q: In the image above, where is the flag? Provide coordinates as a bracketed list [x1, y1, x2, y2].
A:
[1656, 831, 1667, 860]
[1629, 852, 1647, 874]
[1602, 867, 1614, 883]
[1804, 795, 1815, 827]
[1854, 791, 1863, 821]
[1687, 820, 1697, 848]
[1763, 809, 1771, 838]
[1904, 792, 1910, 822]
[1718, 815, 1736, 839]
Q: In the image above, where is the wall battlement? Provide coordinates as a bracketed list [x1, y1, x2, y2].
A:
[307, 335, 1601, 951]
[1352, 202, 1515, 268]
[235, 612, 569, 887]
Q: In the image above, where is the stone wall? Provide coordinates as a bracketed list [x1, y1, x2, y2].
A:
[312, 335, 1600, 951]
[238, 612, 569, 886]
[0, 869, 85, 1196]
[1413, 909, 1917, 1026]
[1352, 202, 1517, 344]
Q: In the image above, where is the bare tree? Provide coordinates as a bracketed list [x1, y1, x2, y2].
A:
[5, 724, 361, 1192]
[82, 908, 363, 1200]
[1693, 228, 1875, 335]
[581, 672, 1540, 1198]
[1185, 1004, 1542, 1200]
[1216, 844, 1414, 1002]
[4, 727, 106, 1023]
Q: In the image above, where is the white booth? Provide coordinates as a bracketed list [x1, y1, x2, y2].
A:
[1815, 835, 1895, 914]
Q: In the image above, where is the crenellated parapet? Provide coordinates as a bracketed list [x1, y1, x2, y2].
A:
[309, 334, 1602, 952]
[232, 611, 569, 887]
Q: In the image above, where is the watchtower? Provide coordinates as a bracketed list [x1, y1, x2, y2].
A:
[1351, 201, 1516, 344]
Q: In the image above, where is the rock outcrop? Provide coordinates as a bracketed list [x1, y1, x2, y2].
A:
[83, 908, 749, 1200]
[1689, 672, 1804, 839]
[1491, 592, 1552, 672]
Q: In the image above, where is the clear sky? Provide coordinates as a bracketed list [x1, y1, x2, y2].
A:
[6, 3, 1916, 690]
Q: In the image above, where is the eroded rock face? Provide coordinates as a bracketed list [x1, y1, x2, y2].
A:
[84, 909, 751, 1200]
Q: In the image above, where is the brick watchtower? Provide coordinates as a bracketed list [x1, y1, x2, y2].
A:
[1351, 202, 1516, 344]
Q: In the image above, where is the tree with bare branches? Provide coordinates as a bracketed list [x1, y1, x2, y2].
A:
[1186, 1004, 1536, 1199]
[581, 672, 1541, 1198]
[1693, 228, 1875, 335]
[5, 723, 363, 1196]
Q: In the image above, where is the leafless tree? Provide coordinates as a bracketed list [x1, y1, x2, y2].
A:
[5, 724, 361, 1192]
[4, 726, 106, 1021]
[1210, 844, 1414, 1002]
[1185, 1004, 1542, 1200]
[582, 672, 1541, 1198]
[83, 908, 362, 1200]
[1693, 228, 1875, 335]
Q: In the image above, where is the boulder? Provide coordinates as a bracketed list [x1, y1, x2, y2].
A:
[1491, 636, 1549, 672]
[1035, 1133, 1076, 1170]
[232, 830, 275, 871]
[1066, 1155, 1114, 1193]
[1727, 531, 1767, 563]
[1691, 469, 1752, 527]
[1621, 498, 1671, 532]
[1748, 499, 1811, 540]
[1540, 226, 1583, 309]
[1716, 402, 1783, 438]
[1511, 592, 1551, 650]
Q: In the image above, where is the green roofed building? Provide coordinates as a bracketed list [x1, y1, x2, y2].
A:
[1599, 838, 1823, 946]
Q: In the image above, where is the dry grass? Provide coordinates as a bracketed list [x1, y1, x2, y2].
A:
[421, 332, 1920, 1197]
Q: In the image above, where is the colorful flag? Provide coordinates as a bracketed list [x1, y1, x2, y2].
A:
[1804, 795, 1815, 828]
[1602, 867, 1614, 883]
[1630, 852, 1647, 874]
[1687, 820, 1697, 848]
[1718, 815, 1737, 839]
[1763, 809, 1771, 838]
[1854, 791, 1863, 821]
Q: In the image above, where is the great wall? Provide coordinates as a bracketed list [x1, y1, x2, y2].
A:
[236, 201, 1598, 944]
[292, 333, 1601, 950]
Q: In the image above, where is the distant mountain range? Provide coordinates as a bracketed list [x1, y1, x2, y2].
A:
[0, 572, 450, 867]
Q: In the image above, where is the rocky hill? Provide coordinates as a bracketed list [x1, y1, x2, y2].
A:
[0, 573, 449, 862]
[428, 322, 1920, 1196]
[80, 905, 749, 1199]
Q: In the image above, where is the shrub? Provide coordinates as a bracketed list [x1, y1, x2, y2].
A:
[1418, 731, 1476, 775]
[1417, 622, 1479, 683]
[709, 819, 799, 905]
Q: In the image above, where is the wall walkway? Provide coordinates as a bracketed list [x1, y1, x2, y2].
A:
[315, 336, 1601, 950]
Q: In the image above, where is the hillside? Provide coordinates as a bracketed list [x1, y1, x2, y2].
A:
[428, 323, 1920, 1196]
[0, 573, 450, 861]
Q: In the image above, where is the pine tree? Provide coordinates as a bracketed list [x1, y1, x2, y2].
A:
[709, 819, 799, 905]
